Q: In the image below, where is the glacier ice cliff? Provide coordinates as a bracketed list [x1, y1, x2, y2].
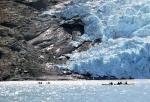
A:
[44, 0, 150, 79]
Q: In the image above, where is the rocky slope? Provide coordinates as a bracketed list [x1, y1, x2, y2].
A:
[0, 0, 87, 81]
[2, 0, 144, 80]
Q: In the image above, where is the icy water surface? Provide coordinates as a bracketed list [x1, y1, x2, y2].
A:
[0, 80, 150, 102]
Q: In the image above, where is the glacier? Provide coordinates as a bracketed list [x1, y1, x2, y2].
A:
[44, 0, 150, 79]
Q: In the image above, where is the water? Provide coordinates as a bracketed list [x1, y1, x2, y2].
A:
[0, 80, 150, 102]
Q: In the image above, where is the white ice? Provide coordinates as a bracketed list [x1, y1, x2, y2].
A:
[43, 0, 150, 79]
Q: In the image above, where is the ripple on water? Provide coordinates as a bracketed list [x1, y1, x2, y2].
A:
[0, 80, 150, 102]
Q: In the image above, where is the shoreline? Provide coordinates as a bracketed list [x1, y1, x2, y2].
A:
[4, 74, 134, 81]
[1, 79, 149, 86]
[0, 79, 147, 82]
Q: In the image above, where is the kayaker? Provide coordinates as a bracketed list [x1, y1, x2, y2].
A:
[47, 82, 50, 84]
[109, 82, 113, 85]
[125, 81, 128, 85]
[117, 82, 120, 85]
[117, 82, 122, 85]
[38, 82, 42, 84]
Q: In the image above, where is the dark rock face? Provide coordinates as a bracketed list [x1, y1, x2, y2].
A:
[0, 0, 82, 81]
[16, 0, 47, 10]
[14, 0, 69, 10]
[0, 0, 102, 81]
[0, 26, 45, 80]
[0, 0, 55, 80]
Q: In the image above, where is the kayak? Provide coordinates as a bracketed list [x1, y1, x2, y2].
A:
[102, 83, 134, 86]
